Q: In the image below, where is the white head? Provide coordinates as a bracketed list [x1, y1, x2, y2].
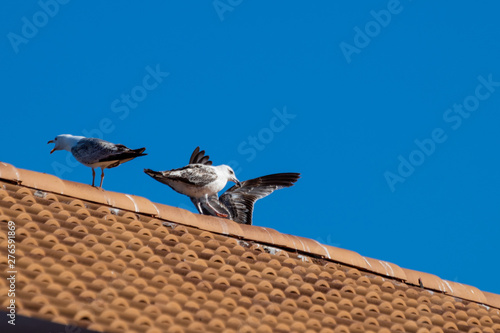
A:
[218, 165, 241, 187]
[47, 134, 85, 154]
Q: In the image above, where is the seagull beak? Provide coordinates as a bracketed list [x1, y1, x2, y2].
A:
[48, 140, 56, 154]
[234, 179, 241, 187]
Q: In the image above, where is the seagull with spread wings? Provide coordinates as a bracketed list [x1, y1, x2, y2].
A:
[189, 147, 300, 225]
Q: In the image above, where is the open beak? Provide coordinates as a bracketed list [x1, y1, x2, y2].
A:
[48, 140, 55, 154]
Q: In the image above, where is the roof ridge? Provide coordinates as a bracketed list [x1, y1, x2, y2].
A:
[1, 161, 499, 309]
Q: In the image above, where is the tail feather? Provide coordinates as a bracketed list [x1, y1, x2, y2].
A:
[144, 168, 162, 178]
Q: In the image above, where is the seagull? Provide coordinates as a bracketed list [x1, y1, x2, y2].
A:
[189, 147, 300, 225]
[198, 173, 300, 225]
[48, 134, 147, 188]
[144, 147, 240, 215]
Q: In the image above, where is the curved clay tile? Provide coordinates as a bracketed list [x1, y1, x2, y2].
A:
[20, 195, 36, 205]
[350, 307, 365, 318]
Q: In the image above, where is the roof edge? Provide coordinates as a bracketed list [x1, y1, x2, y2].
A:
[1, 161, 498, 309]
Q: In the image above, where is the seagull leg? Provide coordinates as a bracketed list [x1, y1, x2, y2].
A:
[91, 168, 96, 187]
[195, 201, 204, 214]
[99, 168, 105, 188]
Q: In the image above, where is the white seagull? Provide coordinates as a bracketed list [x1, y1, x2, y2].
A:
[48, 134, 147, 188]
[144, 147, 240, 215]
[188, 147, 300, 224]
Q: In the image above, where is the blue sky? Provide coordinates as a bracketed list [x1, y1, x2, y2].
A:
[2, 1, 500, 294]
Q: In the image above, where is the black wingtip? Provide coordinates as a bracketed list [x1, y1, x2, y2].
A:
[258, 172, 301, 187]
[132, 147, 147, 156]
[189, 146, 213, 165]
[189, 147, 201, 164]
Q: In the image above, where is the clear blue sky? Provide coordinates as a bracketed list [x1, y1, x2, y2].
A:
[2, 1, 500, 294]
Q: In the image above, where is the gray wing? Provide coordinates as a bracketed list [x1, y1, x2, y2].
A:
[144, 164, 217, 187]
[189, 147, 213, 165]
[220, 173, 300, 225]
[72, 138, 146, 166]
[191, 195, 230, 217]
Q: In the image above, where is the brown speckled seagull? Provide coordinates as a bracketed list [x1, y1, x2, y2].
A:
[188, 147, 300, 225]
[144, 147, 240, 216]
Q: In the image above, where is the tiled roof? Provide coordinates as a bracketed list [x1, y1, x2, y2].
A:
[1, 161, 499, 333]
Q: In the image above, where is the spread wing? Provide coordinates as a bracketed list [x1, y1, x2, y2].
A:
[189, 147, 213, 165]
[144, 164, 217, 187]
[72, 138, 146, 166]
[191, 195, 230, 217]
[219, 173, 300, 225]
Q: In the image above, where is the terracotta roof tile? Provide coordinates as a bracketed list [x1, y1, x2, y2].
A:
[1, 162, 499, 333]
